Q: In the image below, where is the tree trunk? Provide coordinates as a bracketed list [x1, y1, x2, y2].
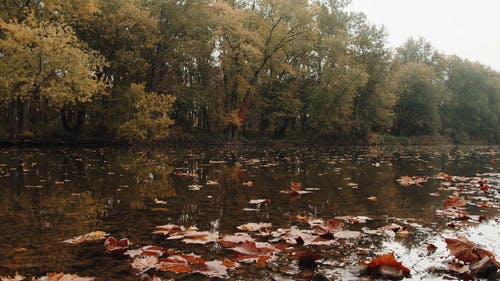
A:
[9, 99, 17, 138]
[202, 107, 211, 135]
[21, 101, 29, 134]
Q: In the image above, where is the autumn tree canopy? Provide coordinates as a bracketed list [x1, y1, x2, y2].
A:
[0, 0, 498, 143]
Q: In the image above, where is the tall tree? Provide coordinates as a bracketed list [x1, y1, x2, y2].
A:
[350, 14, 396, 140]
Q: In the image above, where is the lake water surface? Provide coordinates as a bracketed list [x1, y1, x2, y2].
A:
[0, 145, 498, 280]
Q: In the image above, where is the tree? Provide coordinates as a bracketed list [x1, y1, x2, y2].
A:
[116, 84, 175, 142]
[0, 15, 105, 137]
[392, 63, 443, 136]
[442, 57, 500, 143]
[350, 13, 397, 140]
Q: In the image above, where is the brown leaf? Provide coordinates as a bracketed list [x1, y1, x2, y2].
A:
[298, 249, 321, 268]
[445, 236, 480, 263]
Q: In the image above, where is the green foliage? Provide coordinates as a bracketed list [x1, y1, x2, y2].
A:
[116, 84, 175, 142]
[393, 63, 444, 136]
[442, 57, 500, 143]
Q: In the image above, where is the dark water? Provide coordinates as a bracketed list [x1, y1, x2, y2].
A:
[0, 145, 498, 280]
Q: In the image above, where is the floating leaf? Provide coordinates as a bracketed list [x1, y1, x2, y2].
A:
[444, 236, 498, 265]
[0, 272, 24, 281]
[219, 233, 254, 248]
[62, 231, 108, 244]
[249, 199, 270, 205]
[104, 236, 130, 256]
[180, 231, 219, 245]
[153, 199, 167, 204]
[131, 256, 159, 273]
[230, 240, 277, 265]
[242, 181, 253, 187]
[363, 252, 410, 280]
[206, 180, 219, 186]
[397, 176, 428, 186]
[32, 273, 94, 281]
[195, 260, 230, 278]
[152, 224, 185, 236]
[444, 196, 468, 208]
[237, 222, 272, 232]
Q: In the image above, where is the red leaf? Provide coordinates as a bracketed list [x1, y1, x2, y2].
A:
[104, 236, 130, 256]
[444, 196, 468, 208]
[366, 252, 410, 279]
[230, 240, 276, 265]
[290, 181, 302, 192]
[157, 256, 194, 273]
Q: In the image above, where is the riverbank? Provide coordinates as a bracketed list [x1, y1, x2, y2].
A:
[1, 132, 496, 147]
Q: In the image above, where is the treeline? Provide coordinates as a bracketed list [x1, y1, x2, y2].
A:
[1, 0, 499, 144]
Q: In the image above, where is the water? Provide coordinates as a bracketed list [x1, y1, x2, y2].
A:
[0, 145, 498, 280]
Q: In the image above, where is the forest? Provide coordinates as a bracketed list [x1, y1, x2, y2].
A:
[0, 0, 499, 144]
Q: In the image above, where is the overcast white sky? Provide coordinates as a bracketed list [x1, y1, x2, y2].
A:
[348, 0, 500, 71]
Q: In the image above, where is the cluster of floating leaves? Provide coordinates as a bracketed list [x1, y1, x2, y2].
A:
[1, 146, 498, 280]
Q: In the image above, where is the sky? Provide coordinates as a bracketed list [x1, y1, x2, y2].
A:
[348, 0, 500, 71]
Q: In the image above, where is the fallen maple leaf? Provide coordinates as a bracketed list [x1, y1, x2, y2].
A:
[219, 233, 254, 248]
[291, 181, 302, 192]
[397, 176, 414, 187]
[0, 272, 24, 281]
[363, 252, 410, 280]
[131, 256, 159, 273]
[32, 273, 94, 281]
[166, 230, 219, 244]
[152, 224, 185, 236]
[157, 255, 194, 274]
[437, 172, 452, 180]
[62, 231, 108, 244]
[104, 236, 130, 256]
[444, 236, 498, 264]
[195, 260, 230, 278]
[236, 222, 272, 232]
[444, 196, 468, 208]
[426, 244, 437, 255]
[230, 240, 277, 265]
